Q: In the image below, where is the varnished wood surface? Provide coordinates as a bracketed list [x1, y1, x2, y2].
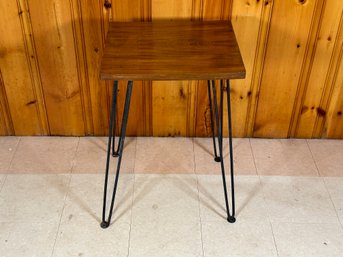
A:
[1, 0, 343, 138]
[100, 21, 246, 80]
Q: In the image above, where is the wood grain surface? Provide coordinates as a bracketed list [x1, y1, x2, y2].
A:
[0, 0, 342, 138]
[100, 21, 246, 80]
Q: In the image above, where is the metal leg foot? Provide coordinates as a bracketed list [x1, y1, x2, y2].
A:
[101, 80, 133, 229]
[214, 156, 221, 162]
[100, 221, 110, 228]
[227, 216, 236, 223]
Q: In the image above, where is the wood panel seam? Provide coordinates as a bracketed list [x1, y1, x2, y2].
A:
[147, 81, 153, 136]
[69, 0, 91, 135]
[193, 81, 199, 137]
[0, 71, 14, 135]
[142, 81, 147, 135]
[315, 12, 343, 137]
[102, 0, 112, 135]
[17, 0, 50, 135]
[245, 0, 273, 137]
[69, 0, 94, 135]
[186, 82, 191, 136]
[289, 0, 326, 138]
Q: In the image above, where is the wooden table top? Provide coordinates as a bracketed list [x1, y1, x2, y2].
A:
[100, 20, 245, 81]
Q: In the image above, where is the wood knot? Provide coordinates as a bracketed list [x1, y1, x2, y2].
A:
[179, 88, 186, 99]
[298, 0, 306, 4]
[26, 100, 37, 106]
[316, 107, 326, 116]
[104, 0, 112, 9]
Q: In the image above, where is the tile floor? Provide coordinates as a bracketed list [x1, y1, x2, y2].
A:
[0, 136, 343, 257]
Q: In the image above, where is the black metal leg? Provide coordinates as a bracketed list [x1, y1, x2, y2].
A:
[219, 80, 224, 150]
[208, 80, 220, 162]
[226, 79, 236, 220]
[111, 84, 120, 157]
[208, 79, 236, 223]
[101, 80, 133, 229]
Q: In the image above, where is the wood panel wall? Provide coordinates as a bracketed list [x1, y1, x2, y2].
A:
[0, 0, 342, 138]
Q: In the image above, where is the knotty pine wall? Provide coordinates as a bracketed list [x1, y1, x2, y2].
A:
[0, 0, 342, 138]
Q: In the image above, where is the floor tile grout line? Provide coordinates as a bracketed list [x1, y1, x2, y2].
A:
[126, 173, 135, 257]
[268, 221, 281, 257]
[321, 177, 343, 230]
[269, 220, 343, 225]
[7, 136, 21, 172]
[247, 138, 259, 175]
[0, 174, 7, 194]
[254, 173, 343, 255]
[131, 137, 138, 175]
[50, 137, 79, 257]
[49, 173, 73, 257]
[0, 137, 21, 194]
[306, 139, 321, 177]
[70, 137, 81, 174]
[248, 139, 260, 180]
[193, 138, 205, 257]
[258, 176, 281, 257]
[249, 139, 280, 257]
[0, 175, 6, 193]
[305, 141, 343, 227]
[195, 178, 205, 257]
[126, 137, 137, 257]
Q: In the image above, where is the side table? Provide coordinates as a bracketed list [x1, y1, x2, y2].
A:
[99, 20, 246, 228]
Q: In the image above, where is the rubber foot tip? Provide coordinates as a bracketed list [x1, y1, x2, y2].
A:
[112, 152, 119, 157]
[100, 221, 109, 229]
[214, 156, 221, 162]
[227, 216, 236, 223]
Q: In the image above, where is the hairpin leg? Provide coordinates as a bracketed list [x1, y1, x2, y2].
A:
[208, 80, 220, 162]
[208, 80, 236, 223]
[111, 83, 119, 157]
[101, 80, 133, 229]
[226, 79, 236, 221]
